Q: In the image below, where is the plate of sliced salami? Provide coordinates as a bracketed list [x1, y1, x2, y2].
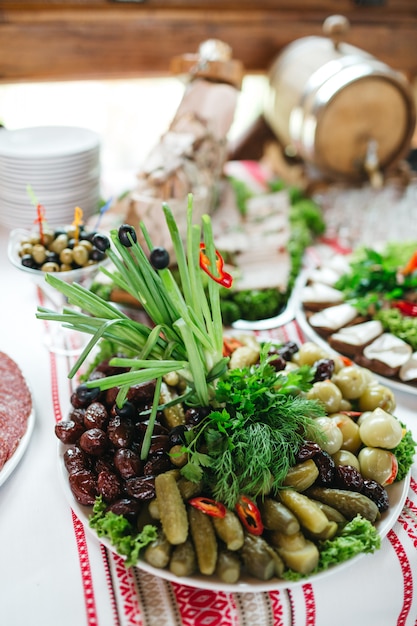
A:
[0, 352, 35, 487]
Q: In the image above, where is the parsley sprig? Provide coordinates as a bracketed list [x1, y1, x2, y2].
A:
[181, 346, 326, 508]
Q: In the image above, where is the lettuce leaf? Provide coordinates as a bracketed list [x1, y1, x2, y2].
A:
[89, 496, 158, 567]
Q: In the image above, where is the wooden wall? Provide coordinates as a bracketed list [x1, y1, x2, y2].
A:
[0, 1, 416, 83]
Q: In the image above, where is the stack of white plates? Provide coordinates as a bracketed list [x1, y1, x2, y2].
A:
[0, 126, 101, 230]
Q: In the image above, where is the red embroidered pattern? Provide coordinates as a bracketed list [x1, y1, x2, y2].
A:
[72, 510, 100, 625]
[269, 590, 285, 626]
[387, 529, 413, 626]
[302, 584, 316, 626]
[100, 545, 121, 626]
[112, 554, 143, 626]
[171, 585, 235, 626]
[47, 332, 99, 626]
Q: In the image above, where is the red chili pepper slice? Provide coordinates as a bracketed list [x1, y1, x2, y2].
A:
[199, 243, 233, 289]
[393, 301, 417, 317]
[235, 495, 264, 536]
[188, 496, 227, 518]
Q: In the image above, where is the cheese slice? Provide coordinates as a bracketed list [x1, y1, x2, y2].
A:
[363, 333, 412, 368]
[399, 352, 417, 382]
[330, 320, 383, 347]
[309, 303, 358, 332]
[301, 283, 344, 305]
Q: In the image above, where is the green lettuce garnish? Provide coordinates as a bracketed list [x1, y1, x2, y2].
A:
[89, 496, 158, 567]
[283, 515, 381, 581]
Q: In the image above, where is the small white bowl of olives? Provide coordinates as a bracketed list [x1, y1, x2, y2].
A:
[8, 226, 110, 289]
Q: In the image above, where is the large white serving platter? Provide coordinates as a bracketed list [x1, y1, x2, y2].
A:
[57, 439, 410, 592]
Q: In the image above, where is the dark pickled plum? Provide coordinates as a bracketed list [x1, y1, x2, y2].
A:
[125, 475, 156, 500]
[314, 450, 337, 485]
[83, 402, 109, 430]
[336, 465, 364, 492]
[314, 359, 335, 382]
[55, 420, 85, 445]
[107, 416, 134, 448]
[64, 445, 90, 474]
[114, 448, 143, 479]
[79, 428, 108, 456]
[296, 441, 321, 463]
[97, 470, 123, 502]
[107, 498, 141, 523]
[69, 470, 98, 505]
[361, 479, 390, 512]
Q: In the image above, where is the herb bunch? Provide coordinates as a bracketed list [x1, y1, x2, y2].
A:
[37, 196, 230, 457]
[181, 345, 326, 508]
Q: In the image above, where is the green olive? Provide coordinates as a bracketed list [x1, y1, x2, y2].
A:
[358, 383, 396, 413]
[296, 342, 328, 366]
[359, 407, 403, 449]
[358, 446, 398, 485]
[41, 261, 60, 272]
[329, 413, 361, 454]
[333, 366, 368, 399]
[72, 244, 89, 266]
[306, 380, 342, 413]
[32, 244, 47, 264]
[19, 242, 33, 257]
[313, 416, 343, 454]
[332, 449, 360, 471]
[78, 239, 93, 252]
[59, 248, 74, 265]
[49, 233, 69, 254]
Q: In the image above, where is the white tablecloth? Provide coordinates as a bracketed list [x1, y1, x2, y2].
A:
[1, 223, 417, 626]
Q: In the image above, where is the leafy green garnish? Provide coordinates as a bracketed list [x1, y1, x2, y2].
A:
[89, 496, 158, 567]
[375, 308, 417, 351]
[392, 421, 416, 481]
[283, 515, 381, 581]
[180, 346, 325, 508]
[317, 515, 381, 570]
[334, 243, 417, 315]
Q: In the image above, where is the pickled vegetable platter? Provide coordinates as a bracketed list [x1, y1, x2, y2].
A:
[39, 197, 415, 590]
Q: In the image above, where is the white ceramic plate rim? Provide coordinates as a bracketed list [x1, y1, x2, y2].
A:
[0, 397, 35, 488]
[57, 439, 410, 592]
[0, 126, 100, 158]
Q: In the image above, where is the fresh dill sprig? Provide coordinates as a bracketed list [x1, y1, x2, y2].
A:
[180, 348, 326, 508]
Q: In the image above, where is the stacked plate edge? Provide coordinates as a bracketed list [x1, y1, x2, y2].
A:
[0, 126, 101, 230]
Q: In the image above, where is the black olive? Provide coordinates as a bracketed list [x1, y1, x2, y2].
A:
[75, 383, 101, 405]
[90, 248, 106, 262]
[21, 254, 38, 269]
[93, 233, 111, 252]
[118, 224, 137, 247]
[150, 246, 170, 270]
[168, 424, 189, 446]
[83, 231, 98, 243]
[45, 251, 60, 264]
[115, 401, 136, 420]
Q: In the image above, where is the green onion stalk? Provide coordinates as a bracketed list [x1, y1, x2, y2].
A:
[36, 195, 231, 457]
